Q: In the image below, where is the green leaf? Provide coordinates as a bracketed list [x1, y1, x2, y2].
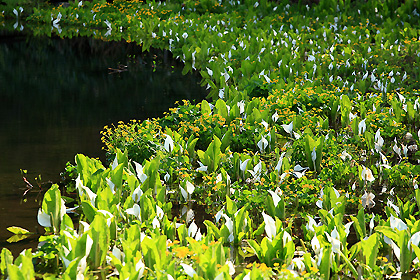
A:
[375, 226, 400, 244]
[349, 241, 362, 261]
[96, 187, 115, 213]
[221, 130, 232, 153]
[215, 99, 228, 119]
[340, 94, 352, 127]
[70, 232, 87, 261]
[81, 201, 97, 223]
[399, 230, 412, 274]
[253, 221, 265, 238]
[142, 235, 166, 269]
[234, 207, 248, 243]
[302, 252, 315, 271]
[260, 237, 275, 266]
[187, 137, 198, 158]
[320, 246, 332, 279]
[197, 150, 206, 165]
[7, 234, 32, 243]
[314, 135, 324, 173]
[204, 220, 221, 239]
[303, 133, 317, 171]
[203, 136, 222, 173]
[350, 208, 366, 241]
[116, 148, 129, 169]
[407, 101, 415, 120]
[89, 215, 110, 268]
[226, 196, 237, 217]
[7, 226, 30, 235]
[110, 163, 124, 200]
[6, 264, 25, 280]
[338, 250, 359, 278]
[247, 239, 262, 261]
[201, 100, 212, 115]
[42, 184, 64, 233]
[62, 257, 82, 280]
[1, 248, 13, 275]
[361, 233, 380, 269]
[177, 224, 188, 246]
[266, 196, 277, 220]
[14, 249, 35, 279]
[412, 244, 420, 261]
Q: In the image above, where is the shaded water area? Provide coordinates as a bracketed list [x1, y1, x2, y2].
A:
[0, 30, 208, 255]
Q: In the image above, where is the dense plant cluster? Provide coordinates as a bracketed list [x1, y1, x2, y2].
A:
[2, 0, 420, 279]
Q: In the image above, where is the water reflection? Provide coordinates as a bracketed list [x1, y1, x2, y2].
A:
[0, 31, 207, 255]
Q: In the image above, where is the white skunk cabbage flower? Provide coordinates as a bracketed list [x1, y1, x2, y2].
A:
[262, 211, 276, 240]
[164, 134, 174, 153]
[37, 209, 52, 227]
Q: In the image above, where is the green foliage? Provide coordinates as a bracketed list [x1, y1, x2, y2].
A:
[4, 0, 420, 278]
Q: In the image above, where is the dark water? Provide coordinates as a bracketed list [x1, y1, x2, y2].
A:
[0, 31, 207, 255]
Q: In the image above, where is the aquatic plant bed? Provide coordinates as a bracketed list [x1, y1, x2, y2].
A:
[2, 0, 420, 278]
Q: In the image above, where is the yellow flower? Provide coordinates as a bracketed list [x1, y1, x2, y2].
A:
[310, 267, 319, 273]
[173, 247, 191, 258]
[259, 263, 269, 272]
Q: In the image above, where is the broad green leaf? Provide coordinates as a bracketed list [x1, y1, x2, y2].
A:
[96, 187, 115, 213]
[110, 163, 124, 200]
[215, 99, 228, 119]
[187, 137, 198, 158]
[247, 239, 262, 261]
[220, 225, 231, 244]
[349, 241, 362, 261]
[74, 233, 93, 260]
[375, 226, 400, 244]
[116, 148, 128, 169]
[7, 226, 30, 235]
[204, 220, 221, 239]
[197, 150, 206, 166]
[62, 257, 82, 280]
[361, 233, 380, 269]
[314, 135, 324, 173]
[225, 196, 237, 217]
[14, 249, 35, 280]
[350, 208, 366, 241]
[221, 130, 231, 153]
[304, 134, 315, 171]
[260, 237, 275, 266]
[253, 221, 265, 238]
[42, 184, 64, 233]
[340, 94, 351, 127]
[6, 264, 25, 280]
[320, 246, 332, 279]
[400, 230, 412, 273]
[201, 100, 212, 115]
[177, 224, 188, 246]
[0, 248, 13, 275]
[303, 252, 315, 271]
[416, 189, 420, 211]
[81, 201, 97, 223]
[412, 244, 420, 261]
[208, 136, 222, 173]
[89, 215, 110, 268]
[407, 101, 415, 120]
[142, 236, 165, 270]
[7, 234, 31, 243]
[266, 196, 277, 220]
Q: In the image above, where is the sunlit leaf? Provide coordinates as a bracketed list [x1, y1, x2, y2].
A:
[7, 226, 30, 235]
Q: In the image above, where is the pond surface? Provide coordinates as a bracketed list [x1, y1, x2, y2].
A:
[0, 30, 207, 255]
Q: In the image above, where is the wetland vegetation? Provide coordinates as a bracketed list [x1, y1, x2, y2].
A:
[1, 0, 420, 279]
